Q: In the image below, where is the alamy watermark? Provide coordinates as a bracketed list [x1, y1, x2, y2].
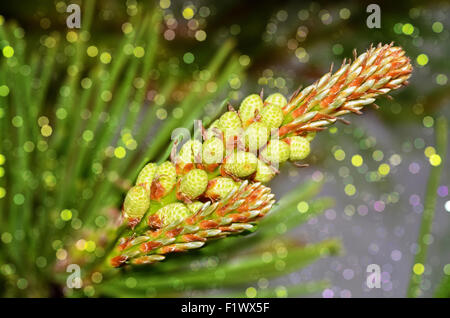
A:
[66, 4, 81, 29]
[366, 264, 381, 289]
[66, 264, 82, 289]
[366, 4, 381, 29]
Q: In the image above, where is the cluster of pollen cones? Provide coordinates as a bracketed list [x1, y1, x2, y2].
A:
[109, 43, 412, 267]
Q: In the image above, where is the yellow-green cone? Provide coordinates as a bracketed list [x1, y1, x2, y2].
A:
[260, 104, 284, 130]
[254, 160, 276, 183]
[135, 163, 157, 192]
[179, 169, 209, 200]
[205, 119, 220, 139]
[265, 93, 287, 108]
[218, 111, 242, 130]
[224, 151, 258, 178]
[202, 137, 224, 165]
[287, 136, 310, 161]
[154, 202, 192, 227]
[179, 140, 202, 162]
[123, 186, 150, 219]
[260, 140, 290, 164]
[205, 177, 237, 200]
[244, 121, 269, 151]
[218, 111, 242, 146]
[239, 94, 264, 128]
[151, 161, 177, 200]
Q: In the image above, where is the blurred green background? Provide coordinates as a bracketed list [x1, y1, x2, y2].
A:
[0, 0, 449, 298]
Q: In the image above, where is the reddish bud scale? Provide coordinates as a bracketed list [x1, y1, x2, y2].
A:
[166, 228, 183, 238]
[182, 234, 206, 242]
[175, 162, 195, 175]
[199, 220, 219, 229]
[218, 226, 241, 233]
[291, 91, 317, 118]
[132, 256, 157, 265]
[110, 255, 128, 267]
[229, 213, 250, 222]
[150, 180, 167, 201]
[149, 229, 162, 238]
[140, 241, 162, 253]
[118, 237, 133, 251]
[185, 216, 196, 225]
[148, 214, 163, 230]
[193, 162, 219, 173]
[160, 245, 183, 254]
[126, 217, 140, 229]
[216, 206, 228, 217]
[320, 70, 349, 107]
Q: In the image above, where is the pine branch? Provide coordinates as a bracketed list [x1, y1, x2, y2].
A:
[108, 43, 412, 268]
